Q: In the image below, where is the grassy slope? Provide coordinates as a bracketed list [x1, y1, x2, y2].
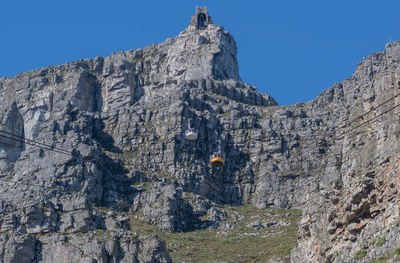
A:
[130, 204, 301, 263]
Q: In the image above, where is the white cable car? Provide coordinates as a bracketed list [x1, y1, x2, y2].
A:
[185, 119, 198, 141]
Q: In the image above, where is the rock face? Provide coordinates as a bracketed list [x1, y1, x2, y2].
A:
[291, 43, 400, 262]
[1, 8, 400, 263]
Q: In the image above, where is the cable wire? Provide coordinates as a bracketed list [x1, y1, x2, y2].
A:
[0, 133, 72, 156]
[0, 129, 72, 155]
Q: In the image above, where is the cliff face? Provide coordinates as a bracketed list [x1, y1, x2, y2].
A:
[292, 44, 400, 262]
[1, 16, 400, 262]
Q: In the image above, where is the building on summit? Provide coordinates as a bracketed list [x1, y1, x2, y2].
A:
[190, 6, 213, 29]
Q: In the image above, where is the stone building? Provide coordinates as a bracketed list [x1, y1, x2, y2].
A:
[190, 6, 213, 29]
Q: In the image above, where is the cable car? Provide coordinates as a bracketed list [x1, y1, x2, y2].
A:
[210, 153, 224, 167]
[185, 119, 198, 141]
[210, 139, 225, 167]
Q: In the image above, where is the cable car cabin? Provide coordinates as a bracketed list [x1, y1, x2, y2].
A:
[185, 119, 198, 141]
[185, 128, 198, 141]
[210, 153, 224, 167]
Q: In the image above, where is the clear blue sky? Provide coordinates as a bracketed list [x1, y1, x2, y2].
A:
[1, 1, 399, 105]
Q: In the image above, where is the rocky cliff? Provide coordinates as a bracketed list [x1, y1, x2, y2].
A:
[1, 11, 400, 263]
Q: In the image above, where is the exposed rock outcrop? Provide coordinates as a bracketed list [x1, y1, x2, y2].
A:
[1, 9, 400, 263]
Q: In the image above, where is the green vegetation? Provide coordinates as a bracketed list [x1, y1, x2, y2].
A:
[370, 255, 390, 263]
[220, 111, 230, 119]
[353, 249, 367, 260]
[376, 237, 386, 247]
[120, 150, 139, 164]
[130, 204, 301, 263]
[371, 238, 377, 246]
[369, 246, 400, 263]
[141, 181, 154, 192]
[93, 204, 109, 213]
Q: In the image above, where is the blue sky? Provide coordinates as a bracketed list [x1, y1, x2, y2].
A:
[1, 1, 399, 105]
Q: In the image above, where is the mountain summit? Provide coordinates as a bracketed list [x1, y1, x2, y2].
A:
[1, 7, 400, 263]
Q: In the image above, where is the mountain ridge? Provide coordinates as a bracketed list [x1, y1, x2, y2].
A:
[1, 10, 400, 262]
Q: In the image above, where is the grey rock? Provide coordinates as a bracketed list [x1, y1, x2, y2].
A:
[1, 7, 400, 263]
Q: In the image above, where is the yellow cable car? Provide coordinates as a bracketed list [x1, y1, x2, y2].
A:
[210, 153, 224, 167]
[210, 139, 224, 167]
